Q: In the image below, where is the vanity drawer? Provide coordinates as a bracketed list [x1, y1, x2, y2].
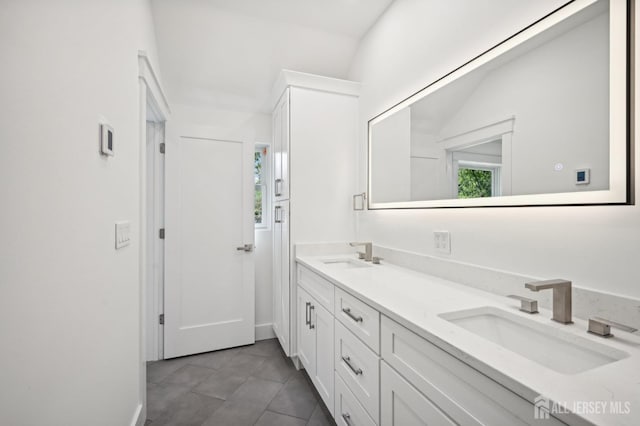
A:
[335, 372, 377, 426]
[335, 320, 379, 422]
[335, 287, 380, 353]
[381, 361, 455, 426]
[297, 264, 334, 313]
[381, 316, 566, 426]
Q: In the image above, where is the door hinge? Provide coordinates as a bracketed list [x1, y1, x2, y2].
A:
[159, 314, 164, 325]
[159, 228, 165, 239]
[159, 143, 166, 154]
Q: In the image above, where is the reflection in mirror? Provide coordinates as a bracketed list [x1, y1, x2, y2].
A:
[369, 0, 629, 208]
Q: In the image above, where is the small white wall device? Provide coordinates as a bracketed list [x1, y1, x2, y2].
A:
[100, 122, 114, 156]
[575, 168, 590, 185]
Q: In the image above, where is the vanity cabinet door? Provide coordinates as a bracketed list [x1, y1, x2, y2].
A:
[297, 285, 334, 415]
[381, 361, 455, 426]
[297, 286, 315, 372]
[312, 300, 334, 415]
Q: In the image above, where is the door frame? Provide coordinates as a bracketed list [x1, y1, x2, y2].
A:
[138, 51, 171, 425]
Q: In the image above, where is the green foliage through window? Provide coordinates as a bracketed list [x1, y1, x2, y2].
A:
[458, 168, 492, 198]
[254, 149, 266, 225]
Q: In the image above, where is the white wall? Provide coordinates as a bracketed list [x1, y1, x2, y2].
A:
[438, 10, 609, 195]
[371, 107, 412, 202]
[0, 1, 161, 425]
[168, 104, 274, 335]
[350, 0, 640, 299]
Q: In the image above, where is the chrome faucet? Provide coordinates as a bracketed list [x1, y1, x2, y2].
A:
[525, 279, 572, 324]
[349, 242, 373, 262]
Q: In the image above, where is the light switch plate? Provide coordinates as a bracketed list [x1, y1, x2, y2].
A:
[115, 221, 131, 249]
[434, 231, 451, 254]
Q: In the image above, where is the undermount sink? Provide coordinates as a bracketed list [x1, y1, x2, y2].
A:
[321, 258, 371, 269]
[440, 307, 628, 374]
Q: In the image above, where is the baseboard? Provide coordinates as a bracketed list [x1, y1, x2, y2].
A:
[255, 323, 276, 341]
[130, 403, 143, 426]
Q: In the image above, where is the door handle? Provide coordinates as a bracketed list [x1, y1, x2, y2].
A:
[305, 302, 311, 326]
[309, 305, 315, 329]
[236, 244, 254, 252]
[275, 178, 283, 196]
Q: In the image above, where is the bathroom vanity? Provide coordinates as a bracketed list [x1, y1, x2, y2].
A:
[293, 246, 640, 426]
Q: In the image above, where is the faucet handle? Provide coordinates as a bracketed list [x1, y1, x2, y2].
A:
[588, 317, 638, 338]
[372, 256, 383, 265]
[507, 295, 539, 314]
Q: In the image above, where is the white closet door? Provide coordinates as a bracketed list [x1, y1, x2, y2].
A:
[164, 134, 255, 358]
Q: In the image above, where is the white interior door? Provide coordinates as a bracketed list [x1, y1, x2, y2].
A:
[164, 134, 255, 358]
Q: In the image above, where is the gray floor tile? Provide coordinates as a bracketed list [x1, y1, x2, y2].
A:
[193, 369, 248, 400]
[187, 347, 242, 370]
[256, 411, 307, 426]
[267, 372, 318, 419]
[217, 353, 266, 378]
[151, 392, 224, 426]
[306, 403, 335, 426]
[227, 376, 283, 408]
[147, 357, 190, 384]
[252, 354, 296, 383]
[201, 400, 265, 426]
[240, 338, 283, 358]
[162, 364, 216, 388]
[146, 382, 191, 421]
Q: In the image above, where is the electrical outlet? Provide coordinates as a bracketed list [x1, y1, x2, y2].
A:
[434, 231, 451, 254]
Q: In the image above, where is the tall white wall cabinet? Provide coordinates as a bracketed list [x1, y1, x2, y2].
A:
[271, 70, 359, 357]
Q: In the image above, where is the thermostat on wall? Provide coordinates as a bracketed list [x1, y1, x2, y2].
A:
[100, 122, 114, 156]
[575, 168, 590, 185]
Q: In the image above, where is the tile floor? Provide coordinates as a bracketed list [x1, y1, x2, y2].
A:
[146, 339, 335, 426]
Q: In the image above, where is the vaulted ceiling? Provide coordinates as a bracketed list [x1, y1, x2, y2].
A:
[151, 0, 394, 112]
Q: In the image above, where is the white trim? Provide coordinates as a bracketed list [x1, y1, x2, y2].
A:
[138, 52, 170, 426]
[255, 323, 277, 341]
[130, 403, 143, 426]
[438, 117, 515, 150]
[138, 51, 171, 117]
[270, 69, 360, 108]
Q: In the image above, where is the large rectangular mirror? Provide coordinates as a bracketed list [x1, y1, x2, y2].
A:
[368, 0, 632, 209]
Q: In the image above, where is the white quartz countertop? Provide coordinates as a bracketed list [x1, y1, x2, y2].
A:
[296, 254, 640, 426]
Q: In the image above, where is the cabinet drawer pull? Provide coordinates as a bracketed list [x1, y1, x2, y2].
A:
[342, 307, 363, 323]
[309, 305, 315, 329]
[342, 355, 362, 376]
[342, 413, 353, 426]
[305, 302, 311, 326]
[274, 205, 282, 223]
[275, 178, 283, 196]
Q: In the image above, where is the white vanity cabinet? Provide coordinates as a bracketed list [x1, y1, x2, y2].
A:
[296, 285, 334, 415]
[295, 260, 574, 426]
[271, 71, 359, 357]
